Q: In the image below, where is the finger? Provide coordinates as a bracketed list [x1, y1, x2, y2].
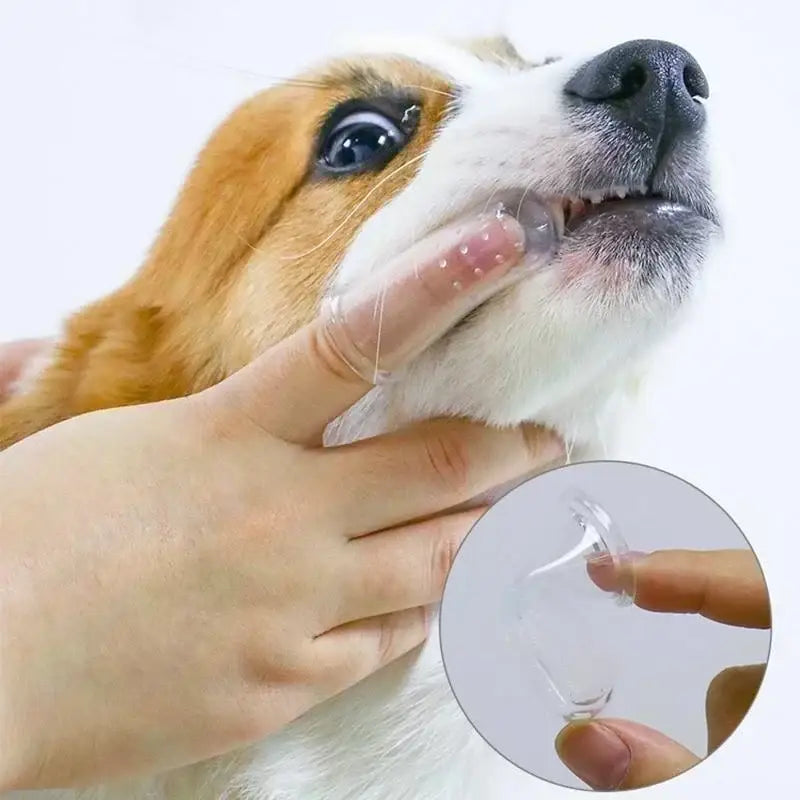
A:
[212, 202, 556, 444]
[311, 607, 429, 694]
[321, 198, 555, 383]
[587, 549, 771, 629]
[706, 663, 765, 754]
[555, 718, 700, 790]
[326, 509, 484, 629]
[0, 339, 51, 401]
[323, 419, 565, 537]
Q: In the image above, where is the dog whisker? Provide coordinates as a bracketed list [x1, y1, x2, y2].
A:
[372, 281, 388, 383]
[481, 185, 502, 215]
[403, 84, 457, 99]
[279, 152, 428, 261]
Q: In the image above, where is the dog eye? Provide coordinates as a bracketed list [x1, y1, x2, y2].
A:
[317, 103, 419, 176]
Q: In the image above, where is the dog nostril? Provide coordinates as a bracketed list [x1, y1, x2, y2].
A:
[683, 63, 709, 100]
[613, 62, 648, 101]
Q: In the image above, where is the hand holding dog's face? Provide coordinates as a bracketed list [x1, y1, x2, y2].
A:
[0, 226, 564, 790]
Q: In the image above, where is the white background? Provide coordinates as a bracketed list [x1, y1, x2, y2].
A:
[0, 0, 797, 797]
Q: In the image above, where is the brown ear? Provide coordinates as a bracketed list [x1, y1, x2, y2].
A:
[0, 81, 325, 450]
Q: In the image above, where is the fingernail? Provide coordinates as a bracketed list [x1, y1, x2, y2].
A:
[495, 197, 558, 267]
[586, 551, 648, 596]
[555, 721, 632, 790]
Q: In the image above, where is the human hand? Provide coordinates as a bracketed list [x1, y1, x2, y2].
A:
[0, 206, 563, 789]
[555, 549, 770, 789]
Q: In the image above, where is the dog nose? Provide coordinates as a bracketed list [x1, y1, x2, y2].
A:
[564, 39, 708, 144]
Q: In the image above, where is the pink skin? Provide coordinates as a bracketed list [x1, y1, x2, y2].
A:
[0, 339, 50, 403]
[556, 717, 699, 790]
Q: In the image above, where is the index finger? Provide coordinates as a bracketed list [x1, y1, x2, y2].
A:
[588, 549, 771, 629]
[214, 200, 556, 444]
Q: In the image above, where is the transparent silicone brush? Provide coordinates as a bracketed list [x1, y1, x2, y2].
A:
[506, 490, 633, 721]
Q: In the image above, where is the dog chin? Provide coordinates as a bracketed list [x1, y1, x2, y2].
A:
[325, 309, 656, 456]
[556, 201, 720, 305]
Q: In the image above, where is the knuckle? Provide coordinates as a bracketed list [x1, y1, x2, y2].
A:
[374, 608, 427, 668]
[375, 614, 398, 667]
[429, 523, 461, 594]
[330, 611, 427, 687]
[422, 430, 473, 495]
[324, 630, 391, 688]
[244, 639, 309, 689]
[706, 665, 749, 706]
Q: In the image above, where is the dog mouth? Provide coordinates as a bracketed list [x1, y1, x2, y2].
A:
[546, 185, 714, 236]
[482, 179, 720, 303]
[493, 182, 717, 248]
[561, 186, 654, 231]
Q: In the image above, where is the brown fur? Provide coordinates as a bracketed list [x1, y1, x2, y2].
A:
[0, 56, 453, 450]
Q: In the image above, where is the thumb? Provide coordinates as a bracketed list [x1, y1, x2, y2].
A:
[210, 199, 557, 445]
[555, 718, 701, 790]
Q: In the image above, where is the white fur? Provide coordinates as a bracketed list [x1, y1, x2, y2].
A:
[7, 37, 715, 800]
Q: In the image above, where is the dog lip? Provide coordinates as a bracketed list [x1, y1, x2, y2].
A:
[556, 186, 718, 231]
[564, 196, 672, 230]
[438, 182, 717, 250]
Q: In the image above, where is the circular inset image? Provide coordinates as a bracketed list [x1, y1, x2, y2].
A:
[440, 461, 772, 791]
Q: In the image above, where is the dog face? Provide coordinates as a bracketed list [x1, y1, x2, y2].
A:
[0, 36, 719, 452]
[325, 37, 719, 445]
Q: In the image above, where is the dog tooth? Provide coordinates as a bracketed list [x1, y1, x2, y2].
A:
[589, 193, 603, 204]
[616, 188, 627, 199]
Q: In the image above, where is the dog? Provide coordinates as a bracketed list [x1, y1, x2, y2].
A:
[1, 33, 720, 800]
